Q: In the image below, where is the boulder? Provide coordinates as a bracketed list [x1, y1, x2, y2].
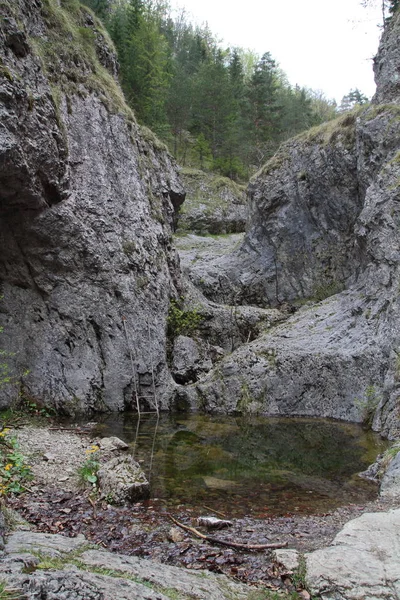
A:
[97, 456, 150, 504]
[273, 549, 300, 573]
[306, 509, 400, 600]
[380, 451, 400, 497]
[99, 437, 129, 452]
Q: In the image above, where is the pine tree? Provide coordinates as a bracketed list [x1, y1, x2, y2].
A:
[247, 52, 282, 166]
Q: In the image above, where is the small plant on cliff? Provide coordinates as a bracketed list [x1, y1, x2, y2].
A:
[167, 298, 202, 338]
[77, 445, 100, 487]
[0, 580, 22, 600]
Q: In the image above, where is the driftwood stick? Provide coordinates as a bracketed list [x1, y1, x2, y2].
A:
[201, 537, 288, 551]
[167, 514, 288, 551]
[203, 505, 226, 518]
[169, 514, 207, 539]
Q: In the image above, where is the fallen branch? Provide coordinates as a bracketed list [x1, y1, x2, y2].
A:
[167, 514, 288, 552]
[202, 505, 226, 518]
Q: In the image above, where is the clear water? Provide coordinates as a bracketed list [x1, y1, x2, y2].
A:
[91, 413, 387, 517]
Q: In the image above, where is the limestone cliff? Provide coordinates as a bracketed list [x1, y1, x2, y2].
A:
[177, 168, 247, 234]
[179, 12, 400, 438]
[0, 0, 184, 413]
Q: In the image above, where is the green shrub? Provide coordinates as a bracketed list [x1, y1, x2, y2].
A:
[0, 430, 33, 496]
[77, 445, 100, 487]
[167, 298, 202, 338]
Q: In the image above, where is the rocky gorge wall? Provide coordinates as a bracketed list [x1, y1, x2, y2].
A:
[0, 0, 185, 413]
[177, 12, 400, 439]
[2, 0, 400, 439]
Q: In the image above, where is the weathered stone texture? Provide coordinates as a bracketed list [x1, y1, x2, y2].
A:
[0, 0, 184, 413]
[306, 509, 400, 600]
[177, 168, 247, 234]
[177, 14, 400, 436]
[0, 531, 250, 600]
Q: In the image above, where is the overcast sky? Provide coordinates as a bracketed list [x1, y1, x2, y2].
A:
[168, 0, 383, 103]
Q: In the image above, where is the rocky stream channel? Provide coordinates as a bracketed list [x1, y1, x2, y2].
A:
[1, 0, 400, 598]
[0, 417, 399, 599]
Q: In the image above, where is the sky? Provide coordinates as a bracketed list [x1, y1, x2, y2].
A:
[168, 0, 384, 103]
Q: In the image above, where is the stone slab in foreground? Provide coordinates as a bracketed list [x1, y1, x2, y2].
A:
[1, 531, 249, 600]
[306, 508, 400, 600]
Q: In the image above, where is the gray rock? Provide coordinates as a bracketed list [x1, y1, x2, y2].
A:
[1, 531, 250, 600]
[177, 168, 247, 234]
[179, 102, 400, 435]
[99, 436, 129, 452]
[97, 455, 150, 504]
[373, 11, 400, 104]
[171, 335, 212, 384]
[79, 549, 249, 599]
[42, 453, 56, 462]
[306, 508, 400, 600]
[0, 0, 184, 414]
[272, 549, 300, 573]
[5, 531, 88, 558]
[17, 568, 171, 600]
[380, 451, 400, 497]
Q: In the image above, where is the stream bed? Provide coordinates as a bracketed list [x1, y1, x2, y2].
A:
[91, 413, 387, 517]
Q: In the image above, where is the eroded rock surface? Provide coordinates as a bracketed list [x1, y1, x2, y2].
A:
[176, 11, 400, 437]
[97, 455, 150, 504]
[380, 451, 400, 497]
[0, 0, 184, 414]
[306, 508, 400, 600]
[0, 531, 250, 600]
[177, 168, 247, 234]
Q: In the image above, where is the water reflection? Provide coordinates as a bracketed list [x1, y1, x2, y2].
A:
[92, 413, 387, 517]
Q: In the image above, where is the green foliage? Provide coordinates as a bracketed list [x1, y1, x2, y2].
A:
[77, 445, 100, 487]
[0, 430, 33, 496]
[0, 581, 22, 600]
[339, 88, 369, 112]
[18, 396, 55, 419]
[291, 555, 308, 591]
[95, 0, 338, 176]
[34, 0, 132, 118]
[167, 298, 202, 338]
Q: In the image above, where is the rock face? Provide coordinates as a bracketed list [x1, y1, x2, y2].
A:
[373, 11, 400, 104]
[177, 168, 247, 234]
[380, 451, 400, 497]
[306, 508, 400, 600]
[0, 0, 184, 413]
[0, 531, 250, 600]
[176, 11, 400, 437]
